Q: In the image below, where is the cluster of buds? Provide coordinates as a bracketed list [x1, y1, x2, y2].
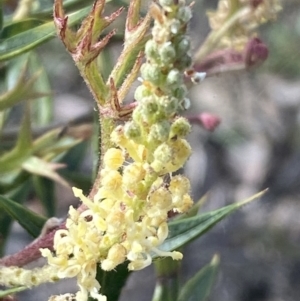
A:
[207, 0, 282, 51]
[38, 0, 195, 300]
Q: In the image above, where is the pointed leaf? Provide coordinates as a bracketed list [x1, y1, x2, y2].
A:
[0, 103, 32, 173]
[0, 286, 27, 297]
[28, 52, 53, 125]
[0, 19, 46, 39]
[94, 262, 131, 301]
[0, 57, 44, 111]
[0, 180, 32, 254]
[159, 190, 267, 254]
[32, 127, 63, 153]
[0, 195, 47, 237]
[152, 257, 181, 301]
[32, 175, 56, 217]
[22, 156, 69, 187]
[177, 255, 220, 301]
[31, 0, 97, 19]
[0, 6, 91, 61]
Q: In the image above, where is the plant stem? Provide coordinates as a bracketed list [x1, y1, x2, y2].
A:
[194, 6, 250, 63]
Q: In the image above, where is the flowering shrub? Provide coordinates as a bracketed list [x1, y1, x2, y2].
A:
[0, 0, 281, 300]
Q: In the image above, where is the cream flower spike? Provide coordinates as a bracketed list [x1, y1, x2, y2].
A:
[40, 0, 196, 300]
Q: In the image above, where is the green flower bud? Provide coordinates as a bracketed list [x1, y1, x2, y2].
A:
[166, 69, 182, 86]
[169, 19, 181, 35]
[169, 117, 191, 139]
[177, 6, 192, 23]
[134, 85, 152, 102]
[140, 97, 159, 124]
[159, 42, 176, 64]
[164, 139, 191, 172]
[132, 106, 143, 124]
[141, 63, 164, 86]
[173, 85, 187, 99]
[149, 121, 171, 142]
[176, 37, 191, 57]
[176, 54, 192, 70]
[157, 96, 178, 117]
[151, 143, 173, 173]
[124, 121, 141, 141]
[145, 40, 159, 61]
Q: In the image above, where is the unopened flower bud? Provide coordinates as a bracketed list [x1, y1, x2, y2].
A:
[103, 148, 124, 170]
[166, 69, 182, 86]
[173, 85, 187, 99]
[145, 40, 159, 61]
[157, 96, 178, 116]
[149, 121, 171, 143]
[159, 42, 176, 64]
[177, 6, 192, 23]
[134, 85, 152, 102]
[169, 19, 181, 35]
[193, 112, 221, 131]
[124, 121, 141, 141]
[148, 187, 172, 209]
[151, 143, 173, 172]
[101, 244, 126, 271]
[141, 63, 164, 85]
[176, 37, 191, 57]
[123, 163, 145, 188]
[140, 97, 159, 123]
[169, 117, 191, 139]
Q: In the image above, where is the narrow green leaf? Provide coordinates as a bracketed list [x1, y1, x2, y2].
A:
[159, 190, 267, 254]
[31, 0, 95, 18]
[38, 136, 82, 162]
[28, 52, 53, 125]
[0, 170, 31, 255]
[93, 262, 131, 301]
[112, 37, 148, 89]
[0, 6, 90, 61]
[152, 257, 181, 301]
[32, 127, 63, 153]
[0, 103, 32, 173]
[0, 19, 46, 39]
[177, 255, 220, 301]
[22, 156, 69, 187]
[0, 286, 27, 297]
[0, 195, 47, 237]
[0, 57, 45, 111]
[0, 212, 12, 256]
[32, 175, 56, 217]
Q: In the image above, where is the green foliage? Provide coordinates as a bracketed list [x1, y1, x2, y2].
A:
[0, 0, 92, 256]
[177, 255, 220, 301]
[0, 195, 46, 238]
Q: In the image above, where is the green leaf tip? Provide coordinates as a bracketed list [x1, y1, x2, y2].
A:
[177, 254, 220, 301]
[237, 188, 268, 207]
[159, 189, 267, 254]
[0, 195, 47, 238]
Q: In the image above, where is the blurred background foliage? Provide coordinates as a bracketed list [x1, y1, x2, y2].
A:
[0, 0, 300, 301]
